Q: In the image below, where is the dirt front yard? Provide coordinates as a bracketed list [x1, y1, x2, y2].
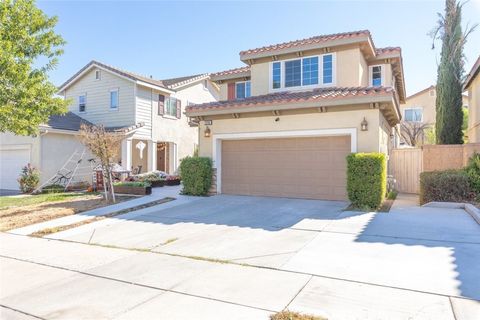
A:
[0, 193, 133, 231]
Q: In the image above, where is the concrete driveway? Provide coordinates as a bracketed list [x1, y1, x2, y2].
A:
[1, 194, 479, 319]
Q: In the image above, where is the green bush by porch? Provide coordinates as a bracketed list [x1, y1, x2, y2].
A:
[346, 152, 387, 210]
[179, 156, 213, 196]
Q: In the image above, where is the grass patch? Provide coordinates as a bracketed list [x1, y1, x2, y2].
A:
[0, 193, 92, 210]
[29, 197, 174, 237]
[270, 310, 326, 320]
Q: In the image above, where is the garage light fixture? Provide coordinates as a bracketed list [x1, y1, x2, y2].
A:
[361, 117, 368, 131]
[204, 126, 211, 138]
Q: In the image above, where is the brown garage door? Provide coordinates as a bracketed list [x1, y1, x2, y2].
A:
[221, 136, 350, 200]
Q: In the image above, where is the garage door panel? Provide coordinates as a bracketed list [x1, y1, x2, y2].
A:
[221, 136, 350, 201]
[0, 148, 31, 190]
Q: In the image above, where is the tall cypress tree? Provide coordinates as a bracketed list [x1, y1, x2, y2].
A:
[433, 0, 466, 144]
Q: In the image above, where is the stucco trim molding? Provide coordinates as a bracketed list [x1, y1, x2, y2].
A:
[212, 127, 357, 193]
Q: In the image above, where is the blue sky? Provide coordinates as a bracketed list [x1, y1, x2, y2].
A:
[38, 0, 480, 95]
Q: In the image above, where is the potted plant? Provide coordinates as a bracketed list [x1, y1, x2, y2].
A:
[113, 181, 152, 195]
[166, 175, 181, 186]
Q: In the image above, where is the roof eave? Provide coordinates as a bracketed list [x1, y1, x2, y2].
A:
[186, 94, 394, 117]
[239, 36, 372, 62]
[210, 71, 251, 82]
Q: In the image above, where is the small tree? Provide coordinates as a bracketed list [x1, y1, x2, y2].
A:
[79, 124, 123, 203]
[431, 0, 476, 144]
[400, 121, 431, 147]
[0, 0, 68, 136]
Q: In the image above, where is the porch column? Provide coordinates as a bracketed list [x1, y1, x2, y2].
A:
[121, 138, 132, 170]
[147, 141, 157, 172]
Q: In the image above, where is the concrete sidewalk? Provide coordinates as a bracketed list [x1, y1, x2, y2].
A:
[1, 232, 477, 320]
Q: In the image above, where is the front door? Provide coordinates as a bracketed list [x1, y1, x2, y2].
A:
[157, 142, 169, 173]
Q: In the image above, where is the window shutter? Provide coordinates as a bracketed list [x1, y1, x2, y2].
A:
[227, 83, 236, 100]
[176, 99, 182, 119]
[158, 95, 165, 115]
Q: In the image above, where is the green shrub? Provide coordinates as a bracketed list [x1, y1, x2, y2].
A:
[419, 170, 474, 204]
[18, 164, 40, 193]
[464, 152, 480, 194]
[346, 153, 387, 210]
[179, 156, 212, 196]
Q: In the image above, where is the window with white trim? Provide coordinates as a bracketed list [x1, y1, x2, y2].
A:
[110, 89, 119, 109]
[165, 97, 178, 117]
[235, 81, 251, 99]
[79, 94, 86, 112]
[404, 108, 423, 122]
[371, 65, 382, 86]
[95, 70, 101, 80]
[271, 54, 334, 90]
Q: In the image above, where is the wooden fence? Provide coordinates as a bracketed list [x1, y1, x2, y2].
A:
[389, 144, 480, 194]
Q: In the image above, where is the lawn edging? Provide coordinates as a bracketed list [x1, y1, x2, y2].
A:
[422, 202, 480, 225]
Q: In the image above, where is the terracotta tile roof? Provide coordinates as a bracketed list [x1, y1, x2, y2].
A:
[211, 66, 251, 77]
[240, 30, 371, 57]
[375, 47, 401, 55]
[186, 86, 395, 114]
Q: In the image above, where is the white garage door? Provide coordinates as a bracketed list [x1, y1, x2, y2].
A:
[0, 148, 31, 190]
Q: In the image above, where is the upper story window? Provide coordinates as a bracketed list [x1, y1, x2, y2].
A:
[285, 59, 302, 87]
[271, 54, 334, 90]
[110, 89, 119, 109]
[235, 81, 251, 99]
[95, 70, 101, 80]
[78, 94, 86, 112]
[323, 55, 333, 84]
[370, 65, 383, 86]
[404, 107, 423, 122]
[165, 96, 181, 118]
[429, 89, 436, 97]
[272, 62, 281, 89]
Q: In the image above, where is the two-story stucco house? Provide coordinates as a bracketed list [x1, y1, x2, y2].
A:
[464, 56, 480, 142]
[0, 61, 219, 190]
[185, 30, 406, 201]
[398, 85, 469, 145]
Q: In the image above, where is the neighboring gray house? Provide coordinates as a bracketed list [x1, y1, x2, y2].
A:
[0, 61, 219, 190]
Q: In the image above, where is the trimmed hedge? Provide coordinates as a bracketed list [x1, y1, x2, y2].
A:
[179, 156, 212, 196]
[346, 153, 387, 210]
[419, 170, 474, 204]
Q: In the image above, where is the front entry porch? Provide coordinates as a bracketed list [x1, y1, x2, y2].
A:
[120, 138, 177, 175]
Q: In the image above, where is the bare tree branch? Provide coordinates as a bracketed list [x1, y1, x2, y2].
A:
[400, 121, 432, 147]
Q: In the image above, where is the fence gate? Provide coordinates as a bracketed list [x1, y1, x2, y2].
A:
[390, 148, 423, 194]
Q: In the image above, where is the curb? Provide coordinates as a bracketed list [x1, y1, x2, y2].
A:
[423, 202, 480, 225]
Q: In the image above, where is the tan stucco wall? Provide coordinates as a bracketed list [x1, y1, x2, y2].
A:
[248, 48, 369, 96]
[198, 108, 382, 159]
[64, 68, 136, 128]
[467, 76, 480, 142]
[400, 88, 436, 124]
